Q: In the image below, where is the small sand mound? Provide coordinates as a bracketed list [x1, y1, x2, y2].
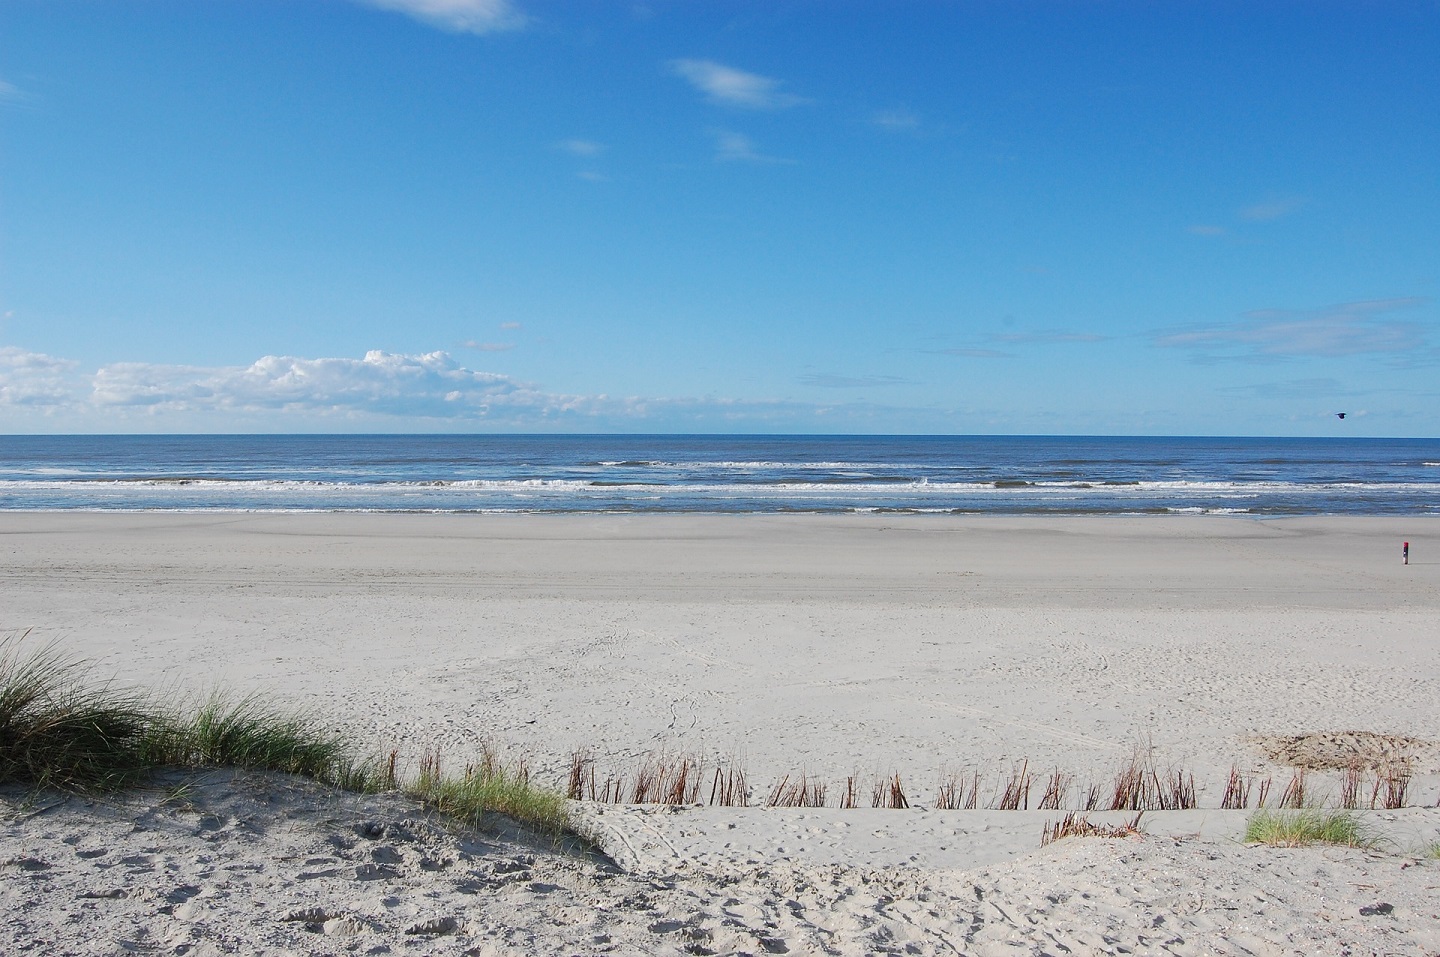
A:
[1254, 731, 1439, 770]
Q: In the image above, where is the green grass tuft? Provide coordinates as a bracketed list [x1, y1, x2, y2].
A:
[151, 694, 352, 781]
[1244, 809, 1376, 849]
[411, 764, 569, 835]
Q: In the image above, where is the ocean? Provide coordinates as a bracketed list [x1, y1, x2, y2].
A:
[1, 434, 1437, 515]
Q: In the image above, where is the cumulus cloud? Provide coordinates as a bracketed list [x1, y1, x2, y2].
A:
[1153, 299, 1432, 362]
[669, 59, 806, 110]
[87, 351, 554, 419]
[354, 0, 525, 34]
[2, 347, 920, 430]
[0, 347, 81, 406]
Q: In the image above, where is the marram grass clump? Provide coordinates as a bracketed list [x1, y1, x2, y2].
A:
[0, 642, 154, 792]
[411, 749, 569, 834]
[1244, 809, 1375, 849]
[0, 638, 568, 835]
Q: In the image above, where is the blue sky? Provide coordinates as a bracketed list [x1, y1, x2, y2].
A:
[1, 0, 1437, 435]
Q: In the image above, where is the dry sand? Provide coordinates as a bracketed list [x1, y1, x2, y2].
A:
[3, 512, 1440, 954]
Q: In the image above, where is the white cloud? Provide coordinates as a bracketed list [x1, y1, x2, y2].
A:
[88, 351, 548, 419]
[354, 0, 525, 35]
[713, 130, 761, 162]
[669, 59, 806, 110]
[1153, 298, 1432, 362]
[0, 347, 916, 430]
[870, 108, 919, 131]
[1239, 196, 1307, 222]
[558, 139, 604, 156]
[710, 129, 792, 165]
[0, 347, 81, 406]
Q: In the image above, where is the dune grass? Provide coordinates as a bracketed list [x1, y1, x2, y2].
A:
[0, 638, 567, 834]
[0, 642, 155, 792]
[1244, 809, 1375, 849]
[411, 749, 568, 833]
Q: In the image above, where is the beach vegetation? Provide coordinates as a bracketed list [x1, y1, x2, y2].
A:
[1040, 811, 1143, 847]
[0, 638, 568, 834]
[0, 641, 153, 792]
[410, 748, 567, 834]
[1243, 809, 1376, 849]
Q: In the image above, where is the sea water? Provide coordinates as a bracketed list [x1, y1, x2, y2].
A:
[1, 434, 1437, 515]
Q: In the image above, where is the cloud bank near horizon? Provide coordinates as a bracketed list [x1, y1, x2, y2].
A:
[0, 347, 888, 430]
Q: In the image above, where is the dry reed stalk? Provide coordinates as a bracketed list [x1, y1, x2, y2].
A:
[708, 762, 748, 807]
[630, 761, 658, 804]
[766, 773, 827, 808]
[664, 757, 698, 805]
[1279, 770, 1307, 809]
[1380, 761, 1411, 810]
[934, 768, 978, 811]
[1037, 768, 1070, 811]
[870, 772, 908, 809]
[964, 769, 981, 810]
[1109, 752, 1146, 811]
[1255, 775, 1272, 809]
[1340, 762, 1362, 810]
[627, 753, 701, 805]
[598, 774, 623, 804]
[1040, 812, 1143, 848]
[935, 774, 961, 811]
[566, 749, 589, 801]
[384, 749, 400, 791]
[1220, 767, 1252, 810]
[1104, 745, 1194, 811]
[1165, 770, 1196, 810]
[840, 776, 857, 810]
[998, 760, 1031, 811]
[766, 774, 792, 807]
[418, 748, 442, 789]
[1082, 780, 1102, 812]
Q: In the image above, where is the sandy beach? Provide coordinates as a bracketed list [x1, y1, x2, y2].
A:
[4, 512, 1440, 954]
